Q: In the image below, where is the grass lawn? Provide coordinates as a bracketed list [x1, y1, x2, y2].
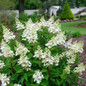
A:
[61, 21, 86, 35]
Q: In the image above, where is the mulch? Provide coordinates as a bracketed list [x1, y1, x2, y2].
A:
[68, 35, 86, 86]
[74, 23, 86, 28]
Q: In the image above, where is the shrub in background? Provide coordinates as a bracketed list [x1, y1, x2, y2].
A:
[30, 12, 38, 22]
[72, 32, 81, 38]
[60, 0, 74, 20]
[0, 12, 16, 25]
[0, 17, 85, 86]
[57, 8, 62, 17]
[19, 13, 28, 22]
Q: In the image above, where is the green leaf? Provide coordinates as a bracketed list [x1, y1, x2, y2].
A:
[41, 69, 48, 72]
[11, 74, 18, 80]
[19, 77, 25, 84]
[24, 73, 28, 81]
[16, 69, 24, 73]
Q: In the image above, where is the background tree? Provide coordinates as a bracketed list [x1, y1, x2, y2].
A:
[19, 0, 24, 14]
[24, 0, 42, 9]
[60, 0, 74, 20]
[0, 0, 15, 10]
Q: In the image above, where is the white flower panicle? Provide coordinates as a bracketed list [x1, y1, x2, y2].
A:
[39, 16, 48, 27]
[64, 38, 72, 48]
[60, 50, 76, 59]
[46, 32, 66, 48]
[15, 41, 29, 56]
[71, 41, 84, 53]
[0, 60, 5, 69]
[74, 63, 86, 75]
[64, 65, 70, 74]
[0, 73, 10, 86]
[39, 17, 61, 33]
[67, 57, 76, 64]
[64, 39, 84, 53]
[33, 70, 44, 84]
[14, 84, 22, 86]
[15, 18, 25, 30]
[0, 40, 14, 58]
[48, 20, 61, 33]
[22, 19, 38, 43]
[0, 53, 3, 56]
[53, 54, 60, 66]
[42, 48, 54, 66]
[2, 26, 15, 43]
[65, 50, 76, 58]
[18, 54, 32, 71]
[33, 46, 44, 59]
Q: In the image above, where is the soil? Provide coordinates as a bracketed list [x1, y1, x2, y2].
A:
[60, 19, 84, 23]
[68, 35, 86, 86]
[74, 23, 86, 28]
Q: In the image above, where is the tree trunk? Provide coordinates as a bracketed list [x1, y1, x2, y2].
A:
[19, 0, 24, 14]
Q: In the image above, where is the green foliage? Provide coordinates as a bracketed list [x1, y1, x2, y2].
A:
[56, 8, 62, 17]
[24, 0, 42, 9]
[80, 15, 86, 20]
[0, 0, 15, 10]
[30, 12, 39, 22]
[19, 13, 28, 21]
[0, 12, 16, 25]
[60, 0, 74, 20]
[72, 32, 81, 38]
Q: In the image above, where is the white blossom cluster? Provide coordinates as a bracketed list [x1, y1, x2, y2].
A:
[64, 39, 84, 53]
[33, 70, 44, 84]
[14, 84, 22, 86]
[0, 60, 5, 69]
[2, 26, 15, 43]
[67, 57, 76, 64]
[53, 54, 60, 66]
[18, 54, 32, 71]
[48, 20, 61, 33]
[33, 46, 44, 59]
[45, 32, 66, 48]
[65, 50, 76, 58]
[15, 18, 25, 30]
[0, 73, 10, 86]
[39, 17, 61, 34]
[34, 47, 60, 66]
[0, 40, 14, 58]
[74, 63, 86, 75]
[15, 41, 29, 56]
[19, 16, 62, 44]
[60, 50, 76, 64]
[22, 19, 38, 43]
[42, 48, 54, 66]
[64, 65, 70, 74]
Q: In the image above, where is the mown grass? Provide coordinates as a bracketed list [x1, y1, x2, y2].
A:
[61, 21, 86, 35]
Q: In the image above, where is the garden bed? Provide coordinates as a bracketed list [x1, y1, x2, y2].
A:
[68, 35, 86, 86]
[74, 23, 86, 28]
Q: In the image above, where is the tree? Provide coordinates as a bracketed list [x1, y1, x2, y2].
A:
[60, 0, 74, 20]
[0, 0, 15, 10]
[19, 0, 24, 14]
[24, 0, 42, 9]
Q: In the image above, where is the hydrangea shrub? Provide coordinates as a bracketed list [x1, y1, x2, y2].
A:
[0, 16, 86, 86]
